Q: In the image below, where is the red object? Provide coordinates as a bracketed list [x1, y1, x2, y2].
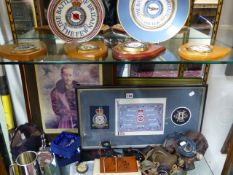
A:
[72, 13, 80, 20]
[112, 44, 166, 61]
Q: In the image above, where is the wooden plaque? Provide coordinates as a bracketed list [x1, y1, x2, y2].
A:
[178, 43, 232, 61]
[64, 41, 108, 61]
[0, 42, 47, 61]
[112, 41, 166, 61]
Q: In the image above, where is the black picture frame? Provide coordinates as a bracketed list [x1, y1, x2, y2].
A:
[76, 85, 207, 149]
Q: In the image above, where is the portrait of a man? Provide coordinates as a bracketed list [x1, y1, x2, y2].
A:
[35, 64, 102, 133]
[50, 66, 78, 129]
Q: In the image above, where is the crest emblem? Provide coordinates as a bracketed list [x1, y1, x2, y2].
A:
[171, 107, 191, 126]
[91, 107, 109, 129]
[47, 0, 105, 42]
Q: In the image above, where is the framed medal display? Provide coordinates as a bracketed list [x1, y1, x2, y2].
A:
[47, 0, 105, 42]
[117, 0, 191, 43]
[77, 85, 207, 149]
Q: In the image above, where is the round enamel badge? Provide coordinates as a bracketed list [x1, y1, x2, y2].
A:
[47, 0, 105, 42]
[171, 107, 191, 126]
[118, 0, 190, 43]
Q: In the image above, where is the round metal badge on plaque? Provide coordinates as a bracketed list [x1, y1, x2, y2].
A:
[112, 41, 166, 61]
[117, 0, 190, 43]
[47, 0, 105, 42]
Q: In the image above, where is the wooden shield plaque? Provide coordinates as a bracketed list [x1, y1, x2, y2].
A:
[112, 41, 166, 61]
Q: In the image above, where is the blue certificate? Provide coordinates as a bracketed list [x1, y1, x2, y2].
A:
[115, 98, 166, 136]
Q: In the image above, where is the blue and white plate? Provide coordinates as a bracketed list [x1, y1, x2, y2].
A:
[117, 0, 190, 43]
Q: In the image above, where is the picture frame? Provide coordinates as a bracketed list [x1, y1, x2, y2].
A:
[77, 85, 207, 149]
[35, 64, 103, 134]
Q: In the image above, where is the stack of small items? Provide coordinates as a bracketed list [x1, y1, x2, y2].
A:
[51, 132, 81, 167]
[140, 131, 208, 175]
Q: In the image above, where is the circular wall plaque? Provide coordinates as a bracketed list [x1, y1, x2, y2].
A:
[117, 0, 190, 43]
[47, 0, 105, 42]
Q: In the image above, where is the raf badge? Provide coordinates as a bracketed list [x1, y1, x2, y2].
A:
[47, 0, 105, 42]
[178, 43, 232, 61]
[90, 107, 109, 129]
[117, 0, 190, 43]
[171, 107, 191, 126]
[112, 41, 166, 61]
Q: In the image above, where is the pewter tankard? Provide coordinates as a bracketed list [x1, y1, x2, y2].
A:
[9, 151, 42, 175]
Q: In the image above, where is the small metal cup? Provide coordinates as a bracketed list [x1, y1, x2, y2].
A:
[9, 151, 42, 175]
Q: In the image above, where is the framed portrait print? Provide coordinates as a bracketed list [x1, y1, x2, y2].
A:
[77, 85, 207, 149]
[35, 64, 102, 134]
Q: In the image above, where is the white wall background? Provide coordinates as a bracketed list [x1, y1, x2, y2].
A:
[202, 1, 233, 174]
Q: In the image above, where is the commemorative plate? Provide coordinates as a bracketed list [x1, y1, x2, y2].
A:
[117, 0, 190, 43]
[47, 0, 105, 42]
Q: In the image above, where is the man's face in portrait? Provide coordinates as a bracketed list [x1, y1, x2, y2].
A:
[61, 67, 74, 86]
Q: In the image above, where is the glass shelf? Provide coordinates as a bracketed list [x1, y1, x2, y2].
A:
[0, 27, 232, 64]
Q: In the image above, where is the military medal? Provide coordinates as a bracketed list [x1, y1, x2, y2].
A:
[178, 43, 232, 61]
[47, 0, 105, 42]
[0, 42, 47, 61]
[64, 41, 108, 60]
[117, 0, 190, 43]
[112, 41, 166, 61]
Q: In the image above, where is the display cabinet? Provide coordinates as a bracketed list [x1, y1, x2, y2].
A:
[0, 0, 232, 175]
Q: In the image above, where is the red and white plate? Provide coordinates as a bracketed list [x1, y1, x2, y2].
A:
[47, 0, 105, 42]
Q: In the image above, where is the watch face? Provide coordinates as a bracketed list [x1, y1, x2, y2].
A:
[47, 0, 105, 42]
[78, 43, 99, 51]
[12, 44, 37, 53]
[187, 45, 213, 53]
[76, 162, 88, 173]
[122, 41, 148, 52]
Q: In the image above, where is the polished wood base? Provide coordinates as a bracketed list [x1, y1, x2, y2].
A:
[64, 41, 108, 61]
[0, 42, 47, 61]
[112, 43, 166, 61]
[179, 43, 232, 61]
